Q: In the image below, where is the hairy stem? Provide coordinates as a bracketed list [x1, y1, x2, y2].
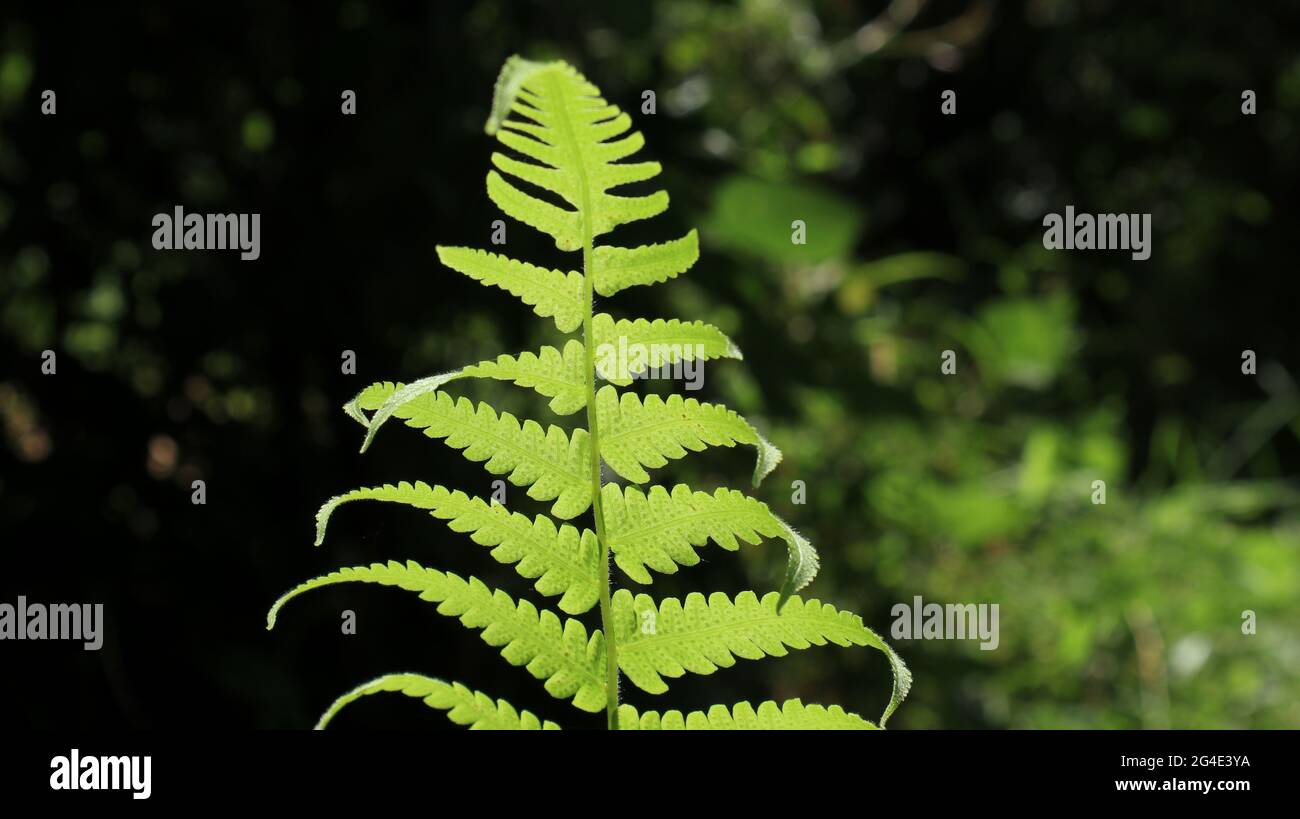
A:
[549, 72, 620, 728]
[582, 241, 619, 730]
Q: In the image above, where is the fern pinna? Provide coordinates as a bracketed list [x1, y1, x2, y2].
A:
[267, 56, 910, 730]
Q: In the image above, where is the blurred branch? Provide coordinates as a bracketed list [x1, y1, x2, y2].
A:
[1207, 363, 1300, 480]
[830, 0, 995, 69]
[830, 0, 928, 67]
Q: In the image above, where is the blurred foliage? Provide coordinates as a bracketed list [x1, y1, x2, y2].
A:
[1, 0, 1297, 729]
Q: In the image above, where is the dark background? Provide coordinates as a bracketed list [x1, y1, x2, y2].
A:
[1, 0, 1297, 729]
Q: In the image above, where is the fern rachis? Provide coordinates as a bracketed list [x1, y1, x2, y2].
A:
[268, 56, 910, 730]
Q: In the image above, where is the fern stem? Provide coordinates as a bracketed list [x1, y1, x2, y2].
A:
[552, 72, 620, 729]
[583, 250, 619, 730]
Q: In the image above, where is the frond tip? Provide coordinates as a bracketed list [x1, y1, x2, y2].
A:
[485, 55, 553, 136]
[483, 58, 668, 250]
[317, 673, 561, 730]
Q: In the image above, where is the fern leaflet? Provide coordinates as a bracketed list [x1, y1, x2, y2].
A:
[267, 560, 606, 713]
[315, 481, 601, 614]
[317, 674, 561, 730]
[392, 392, 592, 519]
[592, 314, 742, 385]
[436, 246, 584, 332]
[601, 483, 818, 597]
[594, 386, 782, 486]
[591, 230, 699, 296]
[616, 700, 876, 730]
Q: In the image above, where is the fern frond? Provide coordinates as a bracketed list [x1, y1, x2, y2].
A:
[436, 246, 584, 332]
[483, 59, 668, 250]
[279, 55, 911, 731]
[461, 340, 587, 415]
[595, 386, 782, 486]
[392, 391, 592, 519]
[612, 589, 866, 690]
[267, 560, 606, 713]
[317, 673, 561, 730]
[592, 230, 699, 296]
[615, 700, 877, 730]
[592, 313, 742, 385]
[602, 484, 819, 598]
[315, 481, 601, 614]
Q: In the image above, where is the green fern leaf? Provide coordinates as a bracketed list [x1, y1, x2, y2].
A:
[345, 340, 586, 455]
[595, 386, 782, 486]
[461, 340, 587, 415]
[317, 673, 561, 730]
[391, 391, 592, 519]
[278, 55, 911, 731]
[267, 560, 606, 713]
[436, 246, 584, 332]
[615, 700, 876, 730]
[592, 230, 699, 296]
[613, 587, 911, 727]
[484, 59, 668, 251]
[592, 313, 742, 385]
[613, 590, 862, 689]
[485, 170, 584, 251]
[315, 481, 601, 614]
[602, 484, 819, 598]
